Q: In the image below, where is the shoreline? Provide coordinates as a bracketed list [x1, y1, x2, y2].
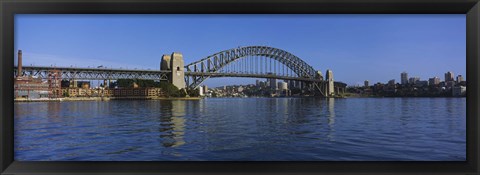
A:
[14, 96, 203, 102]
[342, 95, 466, 98]
[14, 95, 465, 102]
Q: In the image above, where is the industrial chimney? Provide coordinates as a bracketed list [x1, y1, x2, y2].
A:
[17, 50, 22, 77]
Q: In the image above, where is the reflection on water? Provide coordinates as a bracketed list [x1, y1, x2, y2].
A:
[14, 98, 466, 161]
[327, 98, 335, 141]
[328, 98, 335, 126]
[158, 100, 186, 148]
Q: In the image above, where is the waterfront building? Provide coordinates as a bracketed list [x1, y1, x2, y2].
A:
[445, 71, 454, 82]
[78, 88, 90, 97]
[75, 81, 90, 88]
[268, 73, 277, 90]
[401, 72, 408, 85]
[429, 77, 440, 86]
[364, 80, 369, 88]
[14, 50, 59, 99]
[452, 86, 466, 97]
[456, 75, 464, 84]
[278, 81, 289, 96]
[71, 80, 78, 88]
[14, 76, 50, 99]
[48, 70, 62, 98]
[61, 80, 70, 88]
[113, 87, 163, 97]
[198, 86, 204, 96]
[81, 82, 90, 89]
[288, 80, 296, 89]
[68, 88, 78, 97]
[203, 85, 208, 94]
[258, 81, 265, 88]
[105, 89, 114, 96]
[446, 81, 455, 89]
[278, 82, 288, 91]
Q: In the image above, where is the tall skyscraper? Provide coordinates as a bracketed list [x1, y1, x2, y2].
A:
[267, 73, 277, 90]
[388, 79, 395, 86]
[401, 72, 408, 85]
[409, 77, 420, 84]
[456, 75, 464, 83]
[445, 71, 454, 82]
[429, 77, 440, 86]
[364, 80, 369, 88]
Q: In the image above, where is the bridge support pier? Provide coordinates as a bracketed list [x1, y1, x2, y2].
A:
[161, 52, 186, 89]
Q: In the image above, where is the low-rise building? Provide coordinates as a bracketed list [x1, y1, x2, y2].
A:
[14, 76, 50, 99]
[416, 80, 429, 87]
[68, 88, 79, 97]
[112, 87, 163, 97]
[452, 86, 466, 97]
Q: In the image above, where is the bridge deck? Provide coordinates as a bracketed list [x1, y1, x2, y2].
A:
[16, 66, 171, 73]
[14, 66, 322, 82]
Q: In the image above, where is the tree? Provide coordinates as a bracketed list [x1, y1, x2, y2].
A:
[158, 82, 180, 97]
[211, 91, 218, 97]
[63, 91, 69, 97]
[187, 88, 200, 97]
[116, 79, 159, 88]
[136, 79, 156, 87]
[109, 81, 118, 88]
[175, 89, 188, 97]
[117, 79, 135, 88]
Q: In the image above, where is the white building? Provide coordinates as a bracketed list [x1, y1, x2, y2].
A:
[278, 82, 288, 91]
[198, 86, 204, 96]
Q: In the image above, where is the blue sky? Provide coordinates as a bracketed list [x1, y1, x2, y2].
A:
[15, 14, 466, 87]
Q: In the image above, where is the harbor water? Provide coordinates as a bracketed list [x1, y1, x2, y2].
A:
[14, 98, 466, 161]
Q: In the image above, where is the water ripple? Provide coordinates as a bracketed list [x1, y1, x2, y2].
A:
[14, 98, 466, 161]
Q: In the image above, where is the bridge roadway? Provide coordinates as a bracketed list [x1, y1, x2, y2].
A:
[14, 66, 321, 82]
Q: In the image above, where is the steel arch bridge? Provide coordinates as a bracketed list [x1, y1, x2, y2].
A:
[185, 46, 324, 92]
[14, 46, 331, 96]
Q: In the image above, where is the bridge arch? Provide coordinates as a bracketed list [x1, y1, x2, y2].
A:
[185, 46, 321, 89]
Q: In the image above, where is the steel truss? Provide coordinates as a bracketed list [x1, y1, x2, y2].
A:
[13, 46, 329, 96]
[184, 46, 325, 96]
[15, 66, 170, 81]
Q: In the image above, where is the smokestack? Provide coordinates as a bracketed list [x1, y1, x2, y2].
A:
[17, 50, 22, 77]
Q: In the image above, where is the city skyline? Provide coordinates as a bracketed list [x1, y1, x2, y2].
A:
[216, 69, 465, 88]
[359, 70, 465, 87]
[15, 14, 466, 86]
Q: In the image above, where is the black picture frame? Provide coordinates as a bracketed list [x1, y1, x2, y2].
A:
[1, 0, 479, 174]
